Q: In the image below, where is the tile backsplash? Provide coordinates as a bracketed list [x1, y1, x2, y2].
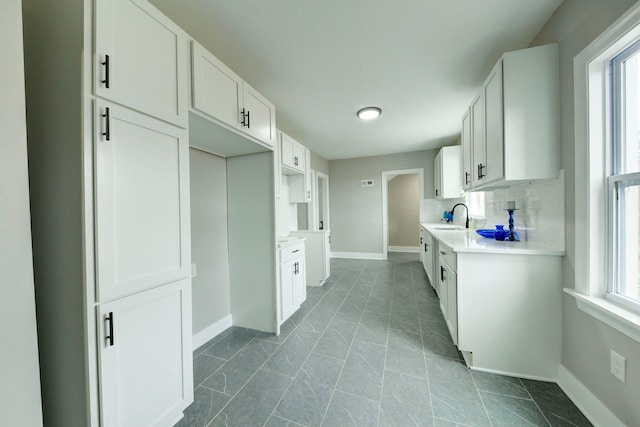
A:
[422, 170, 565, 251]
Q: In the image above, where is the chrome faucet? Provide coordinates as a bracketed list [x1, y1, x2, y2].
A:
[450, 203, 469, 229]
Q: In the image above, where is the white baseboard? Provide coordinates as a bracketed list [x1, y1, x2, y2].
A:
[557, 365, 625, 427]
[330, 251, 386, 260]
[192, 314, 233, 351]
[388, 246, 420, 253]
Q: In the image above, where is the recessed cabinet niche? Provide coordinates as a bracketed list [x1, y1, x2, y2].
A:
[461, 43, 559, 190]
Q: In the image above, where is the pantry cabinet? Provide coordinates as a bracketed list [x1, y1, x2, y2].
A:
[462, 43, 559, 190]
[434, 145, 462, 200]
[23, 0, 194, 425]
[94, 0, 188, 127]
[191, 41, 276, 147]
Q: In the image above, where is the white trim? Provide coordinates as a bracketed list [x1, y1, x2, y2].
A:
[192, 314, 233, 351]
[557, 365, 626, 427]
[330, 251, 386, 260]
[388, 246, 420, 253]
[564, 288, 640, 343]
[381, 168, 425, 261]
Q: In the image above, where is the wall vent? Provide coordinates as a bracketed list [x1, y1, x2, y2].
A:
[361, 179, 374, 187]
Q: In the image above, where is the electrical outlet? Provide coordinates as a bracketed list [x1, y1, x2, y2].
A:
[610, 349, 626, 383]
[191, 263, 197, 278]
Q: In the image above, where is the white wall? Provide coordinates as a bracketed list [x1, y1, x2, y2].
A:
[329, 149, 436, 255]
[532, 0, 640, 425]
[189, 149, 231, 336]
[0, 0, 43, 424]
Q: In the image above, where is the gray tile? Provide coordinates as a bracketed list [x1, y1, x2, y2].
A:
[521, 380, 592, 427]
[313, 319, 358, 360]
[204, 327, 259, 360]
[256, 316, 298, 344]
[202, 339, 278, 395]
[379, 371, 434, 427]
[355, 311, 389, 345]
[365, 294, 392, 314]
[433, 420, 467, 427]
[481, 391, 549, 426]
[264, 329, 321, 377]
[390, 309, 421, 333]
[209, 369, 293, 427]
[297, 306, 336, 334]
[175, 386, 230, 427]
[426, 356, 491, 426]
[421, 318, 461, 360]
[322, 391, 379, 427]
[333, 299, 365, 323]
[337, 340, 386, 401]
[193, 328, 231, 357]
[386, 330, 427, 378]
[472, 371, 530, 399]
[275, 355, 344, 426]
[265, 415, 305, 426]
[193, 353, 226, 387]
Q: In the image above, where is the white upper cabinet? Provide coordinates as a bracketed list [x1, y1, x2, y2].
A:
[280, 131, 305, 174]
[191, 41, 276, 148]
[191, 41, 243, 131]
[94, 100, 191, 302]
[243, 82, 277, 146]
[434, 145, 462, 200]
[461, 110, 472, 191]
[94, 0, 188, 127]
[462, 43, 559, 190]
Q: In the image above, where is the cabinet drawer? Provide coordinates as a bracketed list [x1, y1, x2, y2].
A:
[279, 241, 305, 263]
[437, 243, 456, 272]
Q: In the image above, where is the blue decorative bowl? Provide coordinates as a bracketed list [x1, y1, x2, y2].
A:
[476, 229, 495, 238]
[476, 229, 520, 240]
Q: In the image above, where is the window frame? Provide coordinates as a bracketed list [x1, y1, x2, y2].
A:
[571, 1, 640, 343]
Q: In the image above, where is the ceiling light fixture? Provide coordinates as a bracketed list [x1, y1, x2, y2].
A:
[357, 106, 382, 121]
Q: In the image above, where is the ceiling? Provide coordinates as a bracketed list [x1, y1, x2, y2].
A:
[149, 0, 563, 160]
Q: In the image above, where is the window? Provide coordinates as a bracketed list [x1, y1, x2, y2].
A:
[609, 42, 640, 312]
[572, 2, 640, 342]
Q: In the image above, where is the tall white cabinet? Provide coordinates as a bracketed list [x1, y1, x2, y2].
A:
[23, 0, 193, 425]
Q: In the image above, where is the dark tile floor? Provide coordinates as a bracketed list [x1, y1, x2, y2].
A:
[178, 253, 592, 427]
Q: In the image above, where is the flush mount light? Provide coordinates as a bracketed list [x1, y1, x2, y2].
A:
[357, 106, 382, 121]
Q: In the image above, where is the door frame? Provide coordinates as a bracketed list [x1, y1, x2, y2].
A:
[381, 168, 424, 260]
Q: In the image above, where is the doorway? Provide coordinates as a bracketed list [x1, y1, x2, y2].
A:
[381, 168, 424, 259]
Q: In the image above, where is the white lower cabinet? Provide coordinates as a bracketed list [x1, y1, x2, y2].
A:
[278, 240, 306, 324]
[437, 244, 457, 346]
[97, 280, 193, 427]
[290, 230, 330, 286]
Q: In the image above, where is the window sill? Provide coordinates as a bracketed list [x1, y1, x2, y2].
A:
[564, 288, 640, 343]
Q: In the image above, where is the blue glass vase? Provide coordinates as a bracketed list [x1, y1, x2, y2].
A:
[494, 225, 507, 241]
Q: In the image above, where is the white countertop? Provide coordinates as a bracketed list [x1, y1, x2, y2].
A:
[421, 223, 565, 256]
[277, 236, 306, 248]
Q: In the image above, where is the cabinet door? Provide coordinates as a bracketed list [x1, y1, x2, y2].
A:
[95, 0, 187, 127]
[471, 94, 485, 187]
[191, 41, 243, 131]
[97, 280, 193, 427]
[461, 109, 473, 190]
[304, 148, 312, 201]
[293, 143, 306, 173]
[483, 61, 505, 184]
[434, 151, 442, 199]
[280, 133, 296, 169]
[324, 233, 331, 279]
[425, 235, 434, 286]
[242, 82, 276, 147]
[280, 259, 296, 322]
[447, 270, 458, 345]
[438, 257, 448, 317]
[95, 101, 191, 301]
[295, 257, 307, 306]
